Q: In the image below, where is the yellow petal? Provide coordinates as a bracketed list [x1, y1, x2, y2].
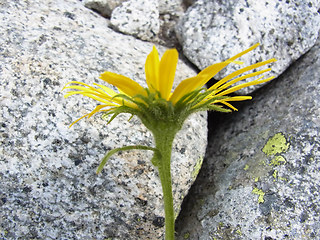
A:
[100, 71, 145, 97]
[170, 43, 262, 104]
[214, 68, 271, 93]
[64, 81, 138, 108]
[216, 76, 275, 96]
[87, 104, 114, 118]
[228, 43, 261, 61]
[63, 85, 107, 96]
[169, 76, 202, 104]
[158, 48, 179, 100]
[65, 91, 114, 104]
[69, 105, 116, 128]
[64, 82, 114, 99]
[191, 43, 262, 91]
[171, 61, 230, 102]
[69, 113, 90, 128]
[219, 96, 253, 101]
[209, 58, 277, 91]
[196, 62, 236, 88]
[217, 101, 238, 111]
[63, 81, 97, 91]
[93, 83, 118, 97]
[93, 83, 138, 106]
[145, 46, 160, 92]
[63, 83, 115, 101]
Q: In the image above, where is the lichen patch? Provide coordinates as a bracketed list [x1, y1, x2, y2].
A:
[262, 133, 290, 156]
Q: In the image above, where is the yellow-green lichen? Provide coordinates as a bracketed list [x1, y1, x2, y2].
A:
[0, 229, 8, 237]
[217, 222, 224, 230]
[269, 155, 287, 166]
[211, 223, 244, 240]
[272, 170, 288, 182]
[262, 133, 290, 156]
[183, 232, 190, 239]
[252, 187, 265, 203]
[279, 176, 288, 181]
[192, 157, 203, 180]
[243, 164, 249, 171]
[258, 159, 267, 166]
[198, 198, 205, 206]
[272, 170, 278, 181]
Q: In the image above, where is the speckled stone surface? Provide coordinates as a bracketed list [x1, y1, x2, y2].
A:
[176, 0, 320, 94]
[83, 0, 126, 18]
[110, 0, 160, 41]
[84, 0, 186, 47]
[176, 37, 320, 239]
[0, 0, 207, 239]
[158, 0, 185, 47]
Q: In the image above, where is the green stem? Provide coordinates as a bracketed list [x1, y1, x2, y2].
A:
[153, 129, 176, 240]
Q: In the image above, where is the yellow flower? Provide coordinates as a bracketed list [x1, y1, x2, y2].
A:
[63, 43, 276, 127]
[63, 44, 276, 240]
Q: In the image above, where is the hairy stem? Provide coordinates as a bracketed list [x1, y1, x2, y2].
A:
[153, 129, 176, 240]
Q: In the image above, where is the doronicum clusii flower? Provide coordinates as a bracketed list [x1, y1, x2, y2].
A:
[63, 43, 276, 240]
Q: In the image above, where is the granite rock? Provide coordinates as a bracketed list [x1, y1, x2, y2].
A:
[159, 0, 185, 15]
[84, 0, 186, 46]
[83, 0, 126, 18]
[0, 0, 207, 239]
[176, 37, 320, 239]
[110, 0, 160, 41]
[158, 0, 185, 47]
[176, 0, 320, 94]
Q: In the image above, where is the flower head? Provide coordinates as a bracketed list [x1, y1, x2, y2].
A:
[63, 44, 276, 240]
[63, 43, 276, 131]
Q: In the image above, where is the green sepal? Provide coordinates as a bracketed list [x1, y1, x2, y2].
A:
[101, 105, 142, 124]
[96, 145, 161, 174]
[189, 95, 227, 110]
[207, 104, 232, 113]
[107, 112, 120, 124]
[174, 88, 203, 108]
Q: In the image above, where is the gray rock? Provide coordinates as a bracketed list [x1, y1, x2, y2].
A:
[83, 0, 186, 46]
[176, 37, 320, 239]
[158, 0, 186, 47]
[0, 0, 207, 239]
[83, 0, 126, 18]
[159, 0, 184, 15]
[176, 0, 320, 94]
[110, 0, 160, 41]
